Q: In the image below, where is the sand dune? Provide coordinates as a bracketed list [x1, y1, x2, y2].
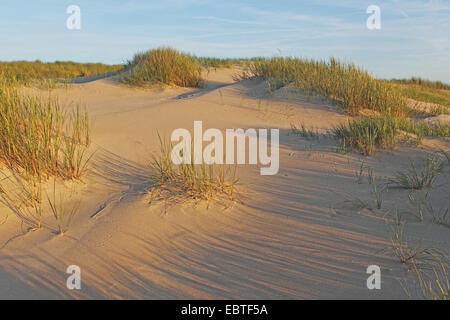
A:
[0, 68, 448, 299]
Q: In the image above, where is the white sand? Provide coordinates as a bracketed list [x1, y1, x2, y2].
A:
[0, 68, 448, 299]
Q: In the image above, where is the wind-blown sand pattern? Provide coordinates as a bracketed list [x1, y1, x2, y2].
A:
[0, 68, 448, 299]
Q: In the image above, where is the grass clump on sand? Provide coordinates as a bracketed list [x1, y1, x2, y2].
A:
[0, 85, 91, 181]
[196, 57, 235, 69]
[290, 123, 320, 140]
[196, 57, 249, 69]
[389, 78, 450, 91]
[149, 135, 238, 206]
[0, 85, 89, 235]
[399, 119, 449, 143]
[414, 262, 450, 300]
[121, 47, 203, 87]
[333, 115, 449, 155]
[393, 83, 450, 108]
[385, 214, 449, 300]
[389, 156, 445, 190]
[0, 60, 123, 87]
[246, 57, 407, 117]
[388, 78, 450, 110]
[242, 55, 448, 155]
[332, 116, 399, 155]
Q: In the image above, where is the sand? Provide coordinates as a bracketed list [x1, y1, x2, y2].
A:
[0, 68, 448, 299]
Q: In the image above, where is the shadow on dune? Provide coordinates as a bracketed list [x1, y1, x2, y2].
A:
[176, 80, 235, 100]
[90, 147, 151, 187]
[0, 251, 91, 299]
[0, 130, 409, 299]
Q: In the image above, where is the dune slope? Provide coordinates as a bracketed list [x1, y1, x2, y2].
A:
[0, 68, 448, 299]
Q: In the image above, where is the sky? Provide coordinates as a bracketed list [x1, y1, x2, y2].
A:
[0, 0, 449, 82]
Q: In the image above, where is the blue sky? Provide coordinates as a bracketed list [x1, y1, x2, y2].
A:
[0, 0, 449, 82]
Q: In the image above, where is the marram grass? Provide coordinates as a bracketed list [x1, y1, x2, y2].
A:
[0, 60, 123, 87]
[121, 47, 203, 87]
[246, 57, 407, 117]
[389, 77, 450, 91]
[0, 85, 91, 181]
[389, 156, 445, 190]
[332, 115, 449, 155]
[332, 115, 398, 156]
[149, 134, 238, 205]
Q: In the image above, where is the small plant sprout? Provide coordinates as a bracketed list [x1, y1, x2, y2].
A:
[371, 176, 384, 210]
[47, 179, 80, 236]
[367, 167, 374, 184]
[355, 160, 365, 184]
[339, 192, 370, 210]
[408, 192, 425, 222]
[438, 149, 450, 166]
[419, 192, 450, 228]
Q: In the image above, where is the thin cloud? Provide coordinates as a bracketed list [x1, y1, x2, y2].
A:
[191, 16, 266, 25]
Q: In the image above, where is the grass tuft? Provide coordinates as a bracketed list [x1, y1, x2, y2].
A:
[245, 57, 407, 117]
[332, 115, 449, 155]
[0, 60, 123, 87]
[0, 85, 91, 181]
[389, 156, 445, 190]
[196, 57, 240, 69]
[149, 134, 238, 207]
[121, 47, 203, 87]
[389, 77, 450, 91]
[332, 116, 398, 155]
[290, 123, 320, 140]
